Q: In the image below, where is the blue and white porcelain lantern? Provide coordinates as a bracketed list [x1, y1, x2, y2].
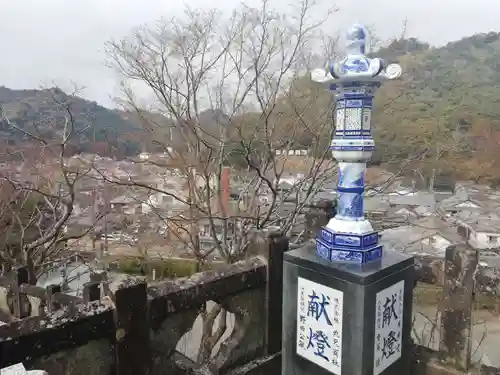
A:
[311, 24, 402, 264]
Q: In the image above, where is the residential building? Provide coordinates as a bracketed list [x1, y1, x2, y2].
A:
[380, 216, 464, 256]
[453, 210, 500, 250]
[438, 183, 500, 217]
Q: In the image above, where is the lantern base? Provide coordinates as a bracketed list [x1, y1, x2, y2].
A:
[315, 227, 382, 264]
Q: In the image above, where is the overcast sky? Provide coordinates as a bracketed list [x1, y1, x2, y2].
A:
[0, 0, 497, 108]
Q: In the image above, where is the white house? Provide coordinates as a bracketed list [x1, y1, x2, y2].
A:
[110, 194, 142, 215]
[453, 210, 500, 250]
[138, 152, 152, 160]
[141, 192, 174, 214]
[275, 149, 308, 156]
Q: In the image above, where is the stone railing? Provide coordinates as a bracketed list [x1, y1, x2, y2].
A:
[0, 234, 288, 375]
[0, 269, 116, 374]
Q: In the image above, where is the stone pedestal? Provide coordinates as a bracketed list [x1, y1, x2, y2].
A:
[282, 243, 414, 375]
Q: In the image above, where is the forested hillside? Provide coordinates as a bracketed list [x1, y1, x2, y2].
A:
[372, 31, 500, 185]
[0, 86, 140, 158]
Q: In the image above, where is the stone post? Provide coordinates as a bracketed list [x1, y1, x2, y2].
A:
[83, 281, 101, 302]
[439, 244, 478, 371]
[282, 25, 415, 375]
[114, 278, 150, 375]
[46, 284, 61, 312]
[264, 232, 290, 355]
[304, 200, 336, 241]
[9, 266, 30, 319]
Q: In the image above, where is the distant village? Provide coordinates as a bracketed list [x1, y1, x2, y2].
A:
[368, 179, 500, 268]
[4, 149, 500, 276]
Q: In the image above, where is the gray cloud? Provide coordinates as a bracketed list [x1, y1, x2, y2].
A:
[0, 0, 497, 107]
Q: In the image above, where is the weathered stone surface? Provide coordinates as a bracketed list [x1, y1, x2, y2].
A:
[148, 258, 266, 330]
[0, 299, 115, 368]
[224, 353, 281, 375]
[439, 245, 478, 371]
[150, 308, 198, 375]
[148, 258, 265, 299]
[113, 278, 150, 375]
[212, 288, 266, 372]
[414, 255, 445, 285]
[148, 259, 267, 375]
[170, 289, 266, 375]
[108, 273, 146, 296]
[28, 339, 113, 375]
[0, 286, 10, 319]
[0, 284, 54, 320]
[0, 257, 270, 375]
[475, 264, 500, 296]
[303, 200, 335, 241]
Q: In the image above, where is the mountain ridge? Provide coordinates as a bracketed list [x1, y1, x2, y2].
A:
[2, 30, 500, 176]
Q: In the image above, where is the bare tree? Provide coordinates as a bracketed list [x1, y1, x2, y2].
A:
[104, 0, 339, 257]
[0, 88, 103, 285]
[98, 0, 338, 365]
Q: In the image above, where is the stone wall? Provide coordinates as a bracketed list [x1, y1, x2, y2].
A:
[0, 298, 115, 374]
[148, 258, 267, 375]
[31, 339, 114, 375]
[0, 258, 268, 375]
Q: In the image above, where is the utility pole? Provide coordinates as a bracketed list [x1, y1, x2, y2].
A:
[103, 184, 109, 253]
[91, 188, 97, 251]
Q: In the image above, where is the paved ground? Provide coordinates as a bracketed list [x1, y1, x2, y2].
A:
[413, 305, 500, 367]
